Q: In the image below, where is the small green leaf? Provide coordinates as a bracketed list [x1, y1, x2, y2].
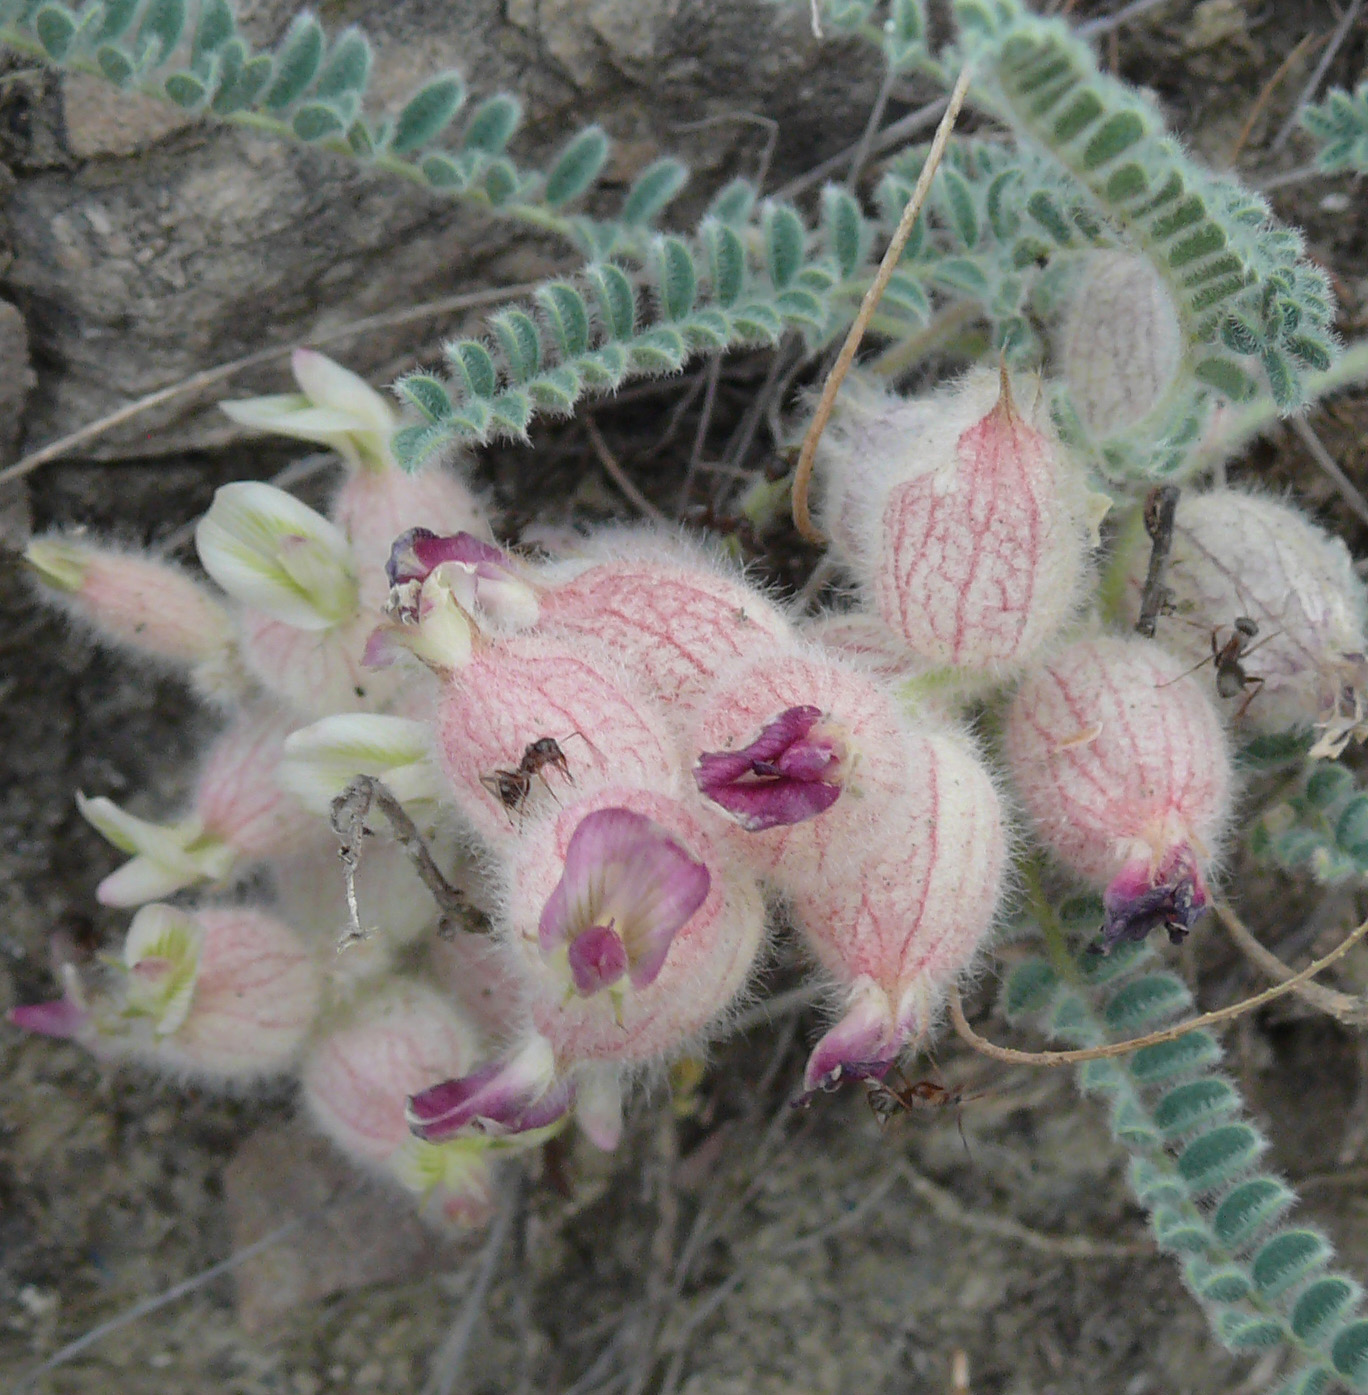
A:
[1052, 88, 1104, 145]
[939, 168, 980, 249]
[1252, 1230, 1333, 1299]
[545, 126, 610, 208]
[191, 0, 235, 71]
[1212, 1176, 1297, 1251]
[1177, 1123, 1266, 1193]
[774, 286, 826, 328]
[1153, 1206, 1212, 1256]
[35, 5, 76, 61]
[1288, 335, 1334, 372]
[390, 74, 465, 154]
[1153, 1078, 1240, 1136]
[263, 14, 324, 111]
[1078, 1058, 1126, 1096]
[1293, 1276, 1362, 1347]
[397, 374, 455, 424]
[535, 282, 591, 358]
[445, 340, 498, 400]
[822, 185, 866, 280]
[1001, 959, 1059, 1021]
[97, 42, 135, 85]
[1082, 109, 1146, 168]
[137, 0, 185, 61]
[764, 202, 807, 290]
[1129, 1031, 1222, 1085]
[627, 327, 688, 374]
[315, 28, 371, 102]
[96, 0, 141, 43]
[1193, 356, 1257, 401]
[1195, 1266, 1252, 1304]
[292, 102, 346, 142]
[481, 158, 518, 206]
[528, 365, 580, 413]
[578, 344, 630, 388]
[1026, 190, 1072, 245]
[1306, 764, 1355, 810]
[462, 93, 521, 154]
[585, 263, 637, 341]
[392, 422, 452, 472]
[1337, 796, 1368, 859]
[708, 177, 756, 227]
[1128, 1156, 1185, 1209]
[704, 220, 747, 309]
[621, 157, 688, 226]
[985, 170, 1021, 241]
[1104, 973, 1189, 1033]
[1263, 347, 1298, 410]
[421, 152, 469, 190]
[490, 309, 542, 383]
[1333, 1319, 1368, 1389]
[1215, 1311, 1288, 1351]
[654, 236, 697, 322]
[880, 270, 929, 322]
[487, 389, 532, 439]
[164, 70, 207, 108]
[728, 300, 783, 344]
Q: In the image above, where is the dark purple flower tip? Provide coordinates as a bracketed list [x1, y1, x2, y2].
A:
[567, 923, 629, 997]
[385, 528, 507, 588]
[406, 1037, 562, 1142]
[794, 983, 899, 1105]
[8, 997, 88, 1040]
[539, 808, 711, 994]
[1099, 843, 1211, 952]
[695, 705, 850, 833]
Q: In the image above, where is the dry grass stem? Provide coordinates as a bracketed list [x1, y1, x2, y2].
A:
[1215, 901, 1368, 1025]
[586, 417, 672, 527]
[791, 64, 974, 542]
[0, 282, 543, 486]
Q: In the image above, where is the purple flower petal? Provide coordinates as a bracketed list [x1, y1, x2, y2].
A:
[567, 924, 629, 996]
[406, 1037, 559, 1141]
[1100, 843, 1210, 951]
[538, 808, 711, 992]
[8, 997, 88, 1040]
[797, 983, 899, 1102]
[386, 528, 507, 588]
[695, 706, 849, 833]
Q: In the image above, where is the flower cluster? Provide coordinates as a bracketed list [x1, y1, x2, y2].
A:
[14, 342, 1367, 1235]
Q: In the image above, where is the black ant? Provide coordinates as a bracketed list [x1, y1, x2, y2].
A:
[1160, 616, 1268, 718]
[480, 733, 586, 822]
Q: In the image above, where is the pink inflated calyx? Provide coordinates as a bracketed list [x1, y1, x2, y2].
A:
[540, 807, 711, 996]
[694, 705, 850, 831]
[406, 1037, 573, 1142]
[1101, 842, 1210, 952]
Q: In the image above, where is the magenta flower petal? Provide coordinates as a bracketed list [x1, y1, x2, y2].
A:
[8, 997, 88, 1040]
[695, 705, 849, 833]
[538, 808, 711, 992]
[1100, 843, 1210, 951]
[405, 1038, 565, 1141]
[386, 528, 507, 588]
[797, 984, 899, 1102]
[567, 924, 629, 996]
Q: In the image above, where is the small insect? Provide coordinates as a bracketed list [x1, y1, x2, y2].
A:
[480, 732, 586, 822]
[1160, 616, 1268, 717]
[864, 1069, 977, 1152]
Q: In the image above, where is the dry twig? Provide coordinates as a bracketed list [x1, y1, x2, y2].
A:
[1215, 901, 1368, 1025]
[1269, 0, 1365, 153]
[585, 417, 672, 528]
[947, 914, 1368, 1067]
[791, 64, 974, 542]
[330, 775, 473, 946]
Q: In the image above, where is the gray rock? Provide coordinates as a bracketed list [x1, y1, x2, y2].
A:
[1, 0, 880, 462]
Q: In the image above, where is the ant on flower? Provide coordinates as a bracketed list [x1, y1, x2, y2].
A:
[481, 733, 588, 822]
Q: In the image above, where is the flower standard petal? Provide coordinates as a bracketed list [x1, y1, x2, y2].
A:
[537, 808, 711, 990]
[291, 349, 397, 437]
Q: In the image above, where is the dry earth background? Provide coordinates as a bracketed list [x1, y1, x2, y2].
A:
[2, 1, 1368, 1392]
